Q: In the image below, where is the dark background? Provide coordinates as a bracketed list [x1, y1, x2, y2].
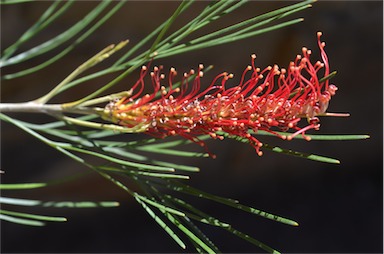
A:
[1, 1, 382, 253]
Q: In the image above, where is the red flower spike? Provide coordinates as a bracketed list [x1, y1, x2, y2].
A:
[105, 32, 341, 157]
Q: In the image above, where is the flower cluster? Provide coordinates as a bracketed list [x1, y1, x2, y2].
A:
[104, 32, 339, 157]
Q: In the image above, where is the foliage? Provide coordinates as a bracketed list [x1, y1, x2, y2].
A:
[0, 1, 368, 253]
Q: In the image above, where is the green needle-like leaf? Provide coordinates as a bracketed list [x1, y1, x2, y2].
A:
[1, 1, 111, 67]
[157, 18, 305, 59]
[99, 166, 190, 180]
[3, 47, 73, 80]
[0, 0, 36, 4]
[257, 131, 370, 141]
[223, 132, 341, 164]
[0, 197, 41, 206]
[135, 146, 208, 158]
[99, 201, 120, 207]
[0, 209, 67, 222]
[0, 1, 369, 252]
[1, 1, 74, 61]
[102, 147, 200, 172]
[155, 1, 242, 53]
[42, 201, 119, 208]
[165, 195, 280, 254]
[0, 214, 45, 226]
[225, 227, 281, 254]
[65, 146, 175, 172]
[164, 213, 216, 254]
[190, 0, 312, 45]
[135, 193, 185, 217]
[147, 1, 190, 57]
[0, 182, 47, 190]
[3, 1, 126, 80]
[262, 143, 340, 164]
[166, 180, 299, 226]
[141, 184, 221, 253]
[134, 196, 187, 249]
[184, 218, 221, 254]
[165, 195, 230, 228]
[97, 172, 186, 217]
[319, 71, 337, 83]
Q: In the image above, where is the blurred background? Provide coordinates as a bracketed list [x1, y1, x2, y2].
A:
[1, 1, 382, 253]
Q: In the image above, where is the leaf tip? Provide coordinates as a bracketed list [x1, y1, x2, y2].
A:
[100, 201, 120, 207]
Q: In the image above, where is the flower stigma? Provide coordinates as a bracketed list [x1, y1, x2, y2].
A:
[103, 32, 344, 157]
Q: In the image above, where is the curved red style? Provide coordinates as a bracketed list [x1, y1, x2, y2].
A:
[106, 32, 338, 157]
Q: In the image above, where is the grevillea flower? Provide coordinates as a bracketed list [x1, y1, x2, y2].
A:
[104, 32, 342, 157]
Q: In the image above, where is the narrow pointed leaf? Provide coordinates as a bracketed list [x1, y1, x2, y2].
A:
[0, 182, 47, 190]
[66, 146, 175, 172]
[166, 181, 299, 226]
[257, 131, 370, 141]
[262, 143, 340, 164]
[164, 213, 216, 254]
[134, 196, 186, 249]
[0, 209, 67, 222]
[0, 214, 44, 226]
[0, 197, 41, 206]
[225, 226, 281, 254]
[1, 1, 73, 61]
[42, 201, 119, 208]
[99, 166, 190, 180]
[1, 1, 111, 67]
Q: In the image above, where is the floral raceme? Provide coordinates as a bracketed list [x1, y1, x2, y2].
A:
[104, 32, 341, 157]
